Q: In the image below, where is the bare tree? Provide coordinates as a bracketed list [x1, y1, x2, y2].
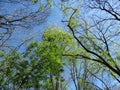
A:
[0, 0, 50, 52]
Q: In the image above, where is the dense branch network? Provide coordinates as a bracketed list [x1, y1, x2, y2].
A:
[65, 0, 120, 78]
[0, 0, 50, 52]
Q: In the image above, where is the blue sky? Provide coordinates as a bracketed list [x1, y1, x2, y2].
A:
[1, 0, 120, 89]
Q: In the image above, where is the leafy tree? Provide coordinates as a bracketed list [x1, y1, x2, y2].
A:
[36, 28, 76, 90]
[0, 27, 76, 90]
[62, 0, 120, 83]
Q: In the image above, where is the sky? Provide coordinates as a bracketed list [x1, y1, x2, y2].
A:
[1, 0, 120, 90]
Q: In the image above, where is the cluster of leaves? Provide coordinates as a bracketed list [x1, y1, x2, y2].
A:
[32, 0, 54, 11]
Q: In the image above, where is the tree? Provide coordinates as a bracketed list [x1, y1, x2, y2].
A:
[1, 0, 120, 90]
[62, 0, 120, 82]
[0, 27, 76, 90]
[0, 0, 50, 53]
[37, 28, 76, 90]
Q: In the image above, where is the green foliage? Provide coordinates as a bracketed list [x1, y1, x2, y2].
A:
[1, 0, 120, 89]
[32, 0, 38, 3]
[69, 17, 80, 29]
[0, 52, 4, 57]
[40, 2, 45, 11]
[39, 28, 76, 75]
[0, 27, 76, 89]
[47, 0, 54, 8]
[32, 0, 54, 10]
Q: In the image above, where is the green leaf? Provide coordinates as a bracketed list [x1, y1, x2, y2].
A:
[0, 52, 4, 57]
[32, 0, 38, 3]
